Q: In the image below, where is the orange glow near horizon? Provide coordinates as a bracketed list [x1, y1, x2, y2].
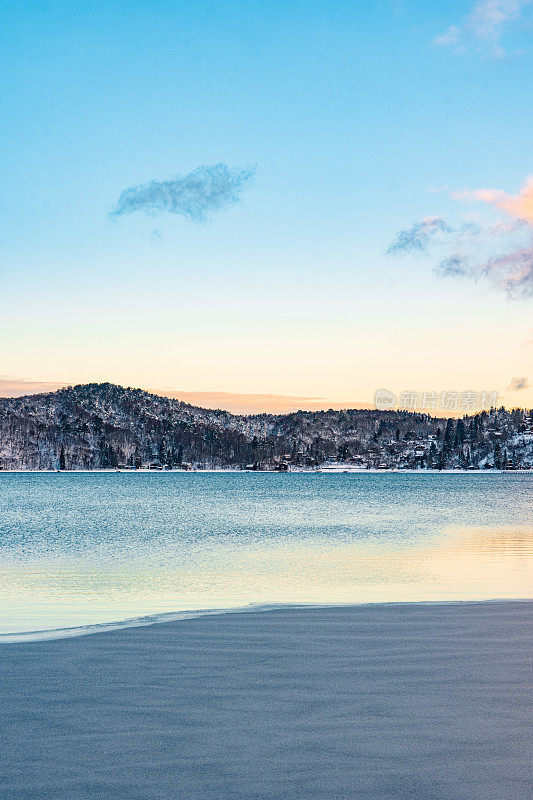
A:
[0, 377, 530, 417]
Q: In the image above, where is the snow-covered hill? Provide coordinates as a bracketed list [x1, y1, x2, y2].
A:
[0, 383, 531, 470]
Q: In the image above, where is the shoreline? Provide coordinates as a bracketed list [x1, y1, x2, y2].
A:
[1, 467, 532, 474]
[2, 600, 531, 800]
[2, 596, 532, 644]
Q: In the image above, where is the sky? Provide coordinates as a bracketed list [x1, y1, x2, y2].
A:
[1, 0, 532, 413]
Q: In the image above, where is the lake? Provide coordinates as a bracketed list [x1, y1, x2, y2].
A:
[0, 472, 531, 636]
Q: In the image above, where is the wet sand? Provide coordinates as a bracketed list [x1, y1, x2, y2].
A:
[1, 601, 531, 800]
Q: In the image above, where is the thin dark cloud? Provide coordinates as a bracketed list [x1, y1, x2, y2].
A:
[387, 218, 483, 257]
[480, 246, 533, 297]
[432, 248, 533, 297]
[432, 244, 533, 298]
[436, 255, 471, 277]
[508, 376, 531, 390]
[386, 217, 451, 254]
[434, 247, 533, 297]
[110, 163, 256, 223]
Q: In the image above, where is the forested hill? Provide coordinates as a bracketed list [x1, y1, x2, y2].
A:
[0, 383, 532, 471]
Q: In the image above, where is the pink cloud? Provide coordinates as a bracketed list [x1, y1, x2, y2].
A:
[0, 377, 66, 397]
[479, 245, 533, 297]
[385, 176, 533, 297]
[451, 176, 533, 224]
[445, 177, 533, 296]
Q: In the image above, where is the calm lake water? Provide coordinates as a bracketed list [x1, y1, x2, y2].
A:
[0, 472, 531, 636]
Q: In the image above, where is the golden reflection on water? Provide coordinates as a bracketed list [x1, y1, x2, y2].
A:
[1, 524, 531, 633]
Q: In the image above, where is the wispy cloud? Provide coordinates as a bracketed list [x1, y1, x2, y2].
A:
[0, 377, 65, 398]
[110, 163, 256, 223]
[159, 390, 370, 415]
[388, 219, 482, 256]
[437, 254, 472, 277]
[451, 176, 533, 224]
[386, 217, 451, 254]
[433, 248, 533, 297]
[508, 376, 531, 390]
[388, 176, 533, 298]
[435, 0, 533, 56]
[478, 246, 533, 295]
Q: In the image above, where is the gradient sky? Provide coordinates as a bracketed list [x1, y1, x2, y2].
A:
[1, 0, 532, 411]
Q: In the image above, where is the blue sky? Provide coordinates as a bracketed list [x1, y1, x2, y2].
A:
[1, 1, 532, 410]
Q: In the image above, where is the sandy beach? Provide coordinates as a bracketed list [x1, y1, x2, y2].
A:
[1, 600, 531, 800]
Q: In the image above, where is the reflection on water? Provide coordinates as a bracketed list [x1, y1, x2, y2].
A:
[0, 473, 531, 633]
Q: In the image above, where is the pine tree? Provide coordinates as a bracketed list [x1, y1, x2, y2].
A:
[442, 419, 455, 462]
[108, 445, 118, 469]
[494, 442, 502, 470]
[454, 419, 465, 449]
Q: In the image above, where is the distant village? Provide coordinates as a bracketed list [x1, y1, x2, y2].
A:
[0, 383, 532, 471]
